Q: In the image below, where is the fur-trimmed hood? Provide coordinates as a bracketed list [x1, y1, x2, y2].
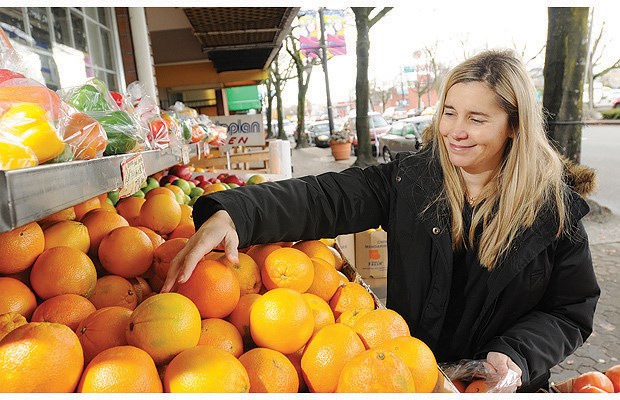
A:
[562, 156, 597, 197]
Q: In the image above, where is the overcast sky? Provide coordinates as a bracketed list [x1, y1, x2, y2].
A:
[286, 1, 620, 107]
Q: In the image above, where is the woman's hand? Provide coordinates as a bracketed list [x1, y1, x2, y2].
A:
[161, 210, 239, 293]
[484, 351, 522, 392]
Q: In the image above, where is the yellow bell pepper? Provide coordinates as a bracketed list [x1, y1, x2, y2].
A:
[0, 103, 64, 163]
[0, 136, 38, 170]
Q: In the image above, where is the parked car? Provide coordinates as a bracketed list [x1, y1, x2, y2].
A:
[378, 115, 432, 162]
[306, 121, 331, 148]
[345, 112, 391, 156]
[382, 106, 407, 123]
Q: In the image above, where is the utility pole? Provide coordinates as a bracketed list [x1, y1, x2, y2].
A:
[318, 7, 335, 135]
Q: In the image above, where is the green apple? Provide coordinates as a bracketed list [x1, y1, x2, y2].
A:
[143, 176, 160, 194]
[184, 194, 191, 204]
[131, 190, 145, 198]
[172, 179, 192, 195]
[227, 183, 240, 189]
[190, 187, 204, 198]
[107, 189, 120, 206]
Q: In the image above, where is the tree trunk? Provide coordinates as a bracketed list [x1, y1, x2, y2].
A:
[543, 7, 589, 163]
[265, 78, 274, 138]
[352, 7, 375, 167]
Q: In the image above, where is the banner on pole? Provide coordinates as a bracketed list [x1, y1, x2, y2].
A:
[323, 9, 346, 57]
[298, 10, 320, 59]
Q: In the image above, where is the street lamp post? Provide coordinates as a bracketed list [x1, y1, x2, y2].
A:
[318, 7, 335, 135]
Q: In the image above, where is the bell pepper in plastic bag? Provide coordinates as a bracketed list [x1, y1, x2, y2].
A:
[68, 84, 113, 112]
[96, 110, 138, 156]
[0, 79, 63, 120]
[0, 102, 64, 163]
[62, 112, 108, 160]
[0, 133, 38, 170]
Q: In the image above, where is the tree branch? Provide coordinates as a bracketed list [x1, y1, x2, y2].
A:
[368, 7, 393, 29]
[593, 58, 620, 80]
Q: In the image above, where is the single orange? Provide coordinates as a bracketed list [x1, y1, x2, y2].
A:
[285, 346, 307, 392]
[177, 259, 240, 319]
[144, 186, 176, 201]
[152, 237, 189, 279]
[135, 226, 165, 250]
[225, 293, 261, 350]
[378, 335, 439, 393]
[352, 308, 411, 349]
[179, 203, 194, 226]
[0, 322, 84, 392]
[301, 292, 335, 336]
[301, 323, 366, 393]
[329, 282, 375, 320]
[168, 223, 195, 239]
[126, 292, 201, 365]
[37, 206, 76, 226]
[262, 247, 314, 292]
[197, 318, 244, 358]
[77, 306, 132, 363]
[0, 277, 38, 319]
[0, 222, 45, 275]
[74, 196, 101, 221]
[250, 288, 314, 354]
[465, 379, 489, 393]
[245, 243, 282, 270]
[0, 312, 27, 341]
[202, 183, 228, 195]
[81, 210, 129, 257]
[78, 345, 163, 393]
[43, 220, 91, 253]
[336, 307, 372, 327]
[139, 194, 182, 235]
[335, 348, 416, 393]
[98, 226, 154, 278]
[335, 270, 349, 286]
[605, 364, 620, 393]
[129, 276, 153, 304]
[219, 252, 262, 295]
[88, 275, 139, 310]
[30, 246, 97, 300]
[163, 346, 250, 393]
[328, 246, 344, 271]
[239, 347, 299, 393]
[30, 293, 96, 331]
[115, 197, 145, 226]
[306, 257, 341, 302]
[572, 371, 614, 393]
[293, 240, 336, 268]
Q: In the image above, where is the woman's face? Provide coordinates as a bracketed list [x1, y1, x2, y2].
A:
[439, 82, 512, 175]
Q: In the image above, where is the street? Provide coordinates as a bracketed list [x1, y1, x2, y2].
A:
[581, 123, 620, 214]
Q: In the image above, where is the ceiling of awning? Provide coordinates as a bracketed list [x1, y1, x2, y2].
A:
[147, 7, 299, 73]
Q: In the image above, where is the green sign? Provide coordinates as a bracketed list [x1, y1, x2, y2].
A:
[226, 85, 261, 111]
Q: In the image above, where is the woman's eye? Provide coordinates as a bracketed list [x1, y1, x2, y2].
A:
[470, 118, 484, 124]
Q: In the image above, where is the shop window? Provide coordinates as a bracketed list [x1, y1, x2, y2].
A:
[0, 8, 27, 46]
[70, 10, 87, 52]
[51, 8, 71, 46]
[27, 8, 52, 50]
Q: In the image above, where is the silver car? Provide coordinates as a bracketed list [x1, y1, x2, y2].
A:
[378, 115, 432, 162]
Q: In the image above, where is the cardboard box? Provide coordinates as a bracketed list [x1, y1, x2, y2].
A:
[335, 234, 355, 268]
[355, 228, 388, 279]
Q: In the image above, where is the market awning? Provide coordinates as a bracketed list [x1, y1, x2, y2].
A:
[148, 7, 299, 73]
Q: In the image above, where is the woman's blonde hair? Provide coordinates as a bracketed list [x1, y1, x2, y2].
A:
[428, 49, 567, 270]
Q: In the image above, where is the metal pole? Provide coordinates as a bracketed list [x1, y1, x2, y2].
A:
[319, 7, 335, 135]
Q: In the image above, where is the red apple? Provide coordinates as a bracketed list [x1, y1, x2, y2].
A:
[217, 173, 229, 181]
[194, 175, 206, 183]
[169, 165, 192, 180]
[159, 174, 179, 185]
[198, 181, 212, 190]
[208, 178, 221, 184]
[189, 179, 200, 186]
[222, 174, 244, 186]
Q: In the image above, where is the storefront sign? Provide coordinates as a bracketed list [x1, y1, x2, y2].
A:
[211, 115, 265, 149]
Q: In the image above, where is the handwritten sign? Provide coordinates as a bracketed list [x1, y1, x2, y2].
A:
[118, 153, 146, 198]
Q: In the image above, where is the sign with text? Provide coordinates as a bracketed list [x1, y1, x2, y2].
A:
[210, 115, 265, 150]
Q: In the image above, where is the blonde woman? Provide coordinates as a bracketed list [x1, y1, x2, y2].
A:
[163, 50, 599, 392]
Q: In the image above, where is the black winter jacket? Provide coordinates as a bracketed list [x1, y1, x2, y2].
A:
[193, 149, 600, 392]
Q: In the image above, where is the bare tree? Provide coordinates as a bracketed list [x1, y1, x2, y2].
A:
[543, 7, 590, 163]
[351, 7, 393, 168]
[268, 50, 296, 141]
[285, 32, 320, 148]
[369, 79, 392, 113]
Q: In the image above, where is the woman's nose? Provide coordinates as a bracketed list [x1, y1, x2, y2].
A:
[448, 120, 468, 139]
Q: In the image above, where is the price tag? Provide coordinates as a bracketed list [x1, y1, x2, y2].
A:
[118, 153, 146, 198]
[182, 146, 190, 165]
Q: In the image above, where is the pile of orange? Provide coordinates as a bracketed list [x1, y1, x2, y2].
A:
[0, 189, 443, 393]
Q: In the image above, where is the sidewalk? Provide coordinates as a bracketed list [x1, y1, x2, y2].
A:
[291, 145, 620, 384]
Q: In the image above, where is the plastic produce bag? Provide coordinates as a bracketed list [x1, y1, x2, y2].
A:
[0, 102, 64, 163]
[91, 110, 143, 156]
[60, 78, 118, 113]
[0, 132, 38, 170]
[439, 359, 521, 393]
[125, 81, 170, 150]
[58, 109, 108, 160]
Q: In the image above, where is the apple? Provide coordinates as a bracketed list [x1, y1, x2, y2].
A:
[217, 173, 229, 181]
[222, 174, 244, 186]
[208, 178, 221, 184]
[160, 174, 179, 185]
[169, 165, 192, 180]
[198, 181, 212, 190]
[246, 174, 269, 185]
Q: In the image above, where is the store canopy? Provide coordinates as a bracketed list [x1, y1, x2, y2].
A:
[148, 7, 299, 73]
